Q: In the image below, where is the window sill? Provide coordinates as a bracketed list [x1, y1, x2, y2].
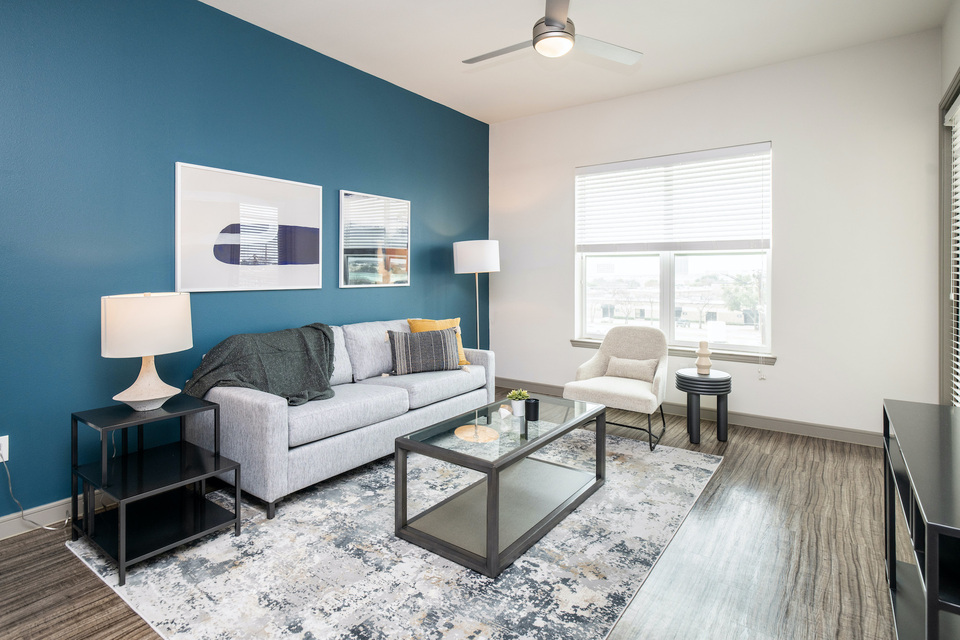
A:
[569, 338, 777, 365]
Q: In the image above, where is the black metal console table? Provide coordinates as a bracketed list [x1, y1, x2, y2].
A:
[883, 399, 960, 639]
[675, 368, 731, 443]
[71, 394, 241, 585]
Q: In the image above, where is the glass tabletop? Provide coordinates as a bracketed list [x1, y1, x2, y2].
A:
[400, 395, 603, 464]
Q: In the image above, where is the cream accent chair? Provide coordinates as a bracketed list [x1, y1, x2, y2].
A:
[562, 326, 668, 451]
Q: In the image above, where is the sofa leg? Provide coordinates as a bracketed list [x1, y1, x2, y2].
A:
[266, 500, 277, 519]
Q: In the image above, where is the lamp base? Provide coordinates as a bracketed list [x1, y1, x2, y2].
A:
[113, 355, 181, 412]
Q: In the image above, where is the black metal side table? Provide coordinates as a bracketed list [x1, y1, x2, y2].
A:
[71, 394, 241, 585]
[675, 368, 732, 444]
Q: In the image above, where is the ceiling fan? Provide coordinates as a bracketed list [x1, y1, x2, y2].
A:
[462, 0, 643, 66]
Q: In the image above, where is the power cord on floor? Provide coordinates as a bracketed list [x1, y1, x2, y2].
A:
[2, 457, 69, 531]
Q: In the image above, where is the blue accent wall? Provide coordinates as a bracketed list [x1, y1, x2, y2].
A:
[0, 1, 489, 516]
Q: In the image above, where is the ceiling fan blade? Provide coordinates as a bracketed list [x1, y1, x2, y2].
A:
[576, 35, 644, 66]
[462, 41, 532, 64]
[544, 0, 570, 28]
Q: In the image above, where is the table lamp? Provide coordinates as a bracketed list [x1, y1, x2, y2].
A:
[101, 292, 193, 411]
[453, 240, 500, 349]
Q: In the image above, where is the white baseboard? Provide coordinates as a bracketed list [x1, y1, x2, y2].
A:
[496, 377, 883, 448]
[0, 491, 106, 541]
[0, 498, 71, 541]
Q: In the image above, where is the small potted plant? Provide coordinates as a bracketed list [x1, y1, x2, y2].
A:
[507, 389, 530, 417]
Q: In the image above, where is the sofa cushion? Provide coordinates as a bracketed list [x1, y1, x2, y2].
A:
[407, 318, 470, 365]
[341, 320, 410, 381]
[358, 365, 486, 410]
[563, 375, 659, 414]
[388, 328, 460, 375]
[328, 325, 353, 386]
[605, 356, 658, 383]
[288, 383, 409, 447]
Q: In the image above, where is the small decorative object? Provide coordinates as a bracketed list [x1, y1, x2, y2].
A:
[696, 341, 712, 375]
[524, 398, 540, 422]
[101, 292, 194, 411]
[507, 388, 530, 416]
[498, 404, 512, 420]
[454, 423, 500, 443]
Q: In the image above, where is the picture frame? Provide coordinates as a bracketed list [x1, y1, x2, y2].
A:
[175, 162, 322, 292]
[339, 190, 411, 288]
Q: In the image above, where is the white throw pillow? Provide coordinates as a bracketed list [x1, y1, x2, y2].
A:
[606, 356, 658, 382]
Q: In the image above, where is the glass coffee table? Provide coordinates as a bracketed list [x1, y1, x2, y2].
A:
[395, 396, 605, 578]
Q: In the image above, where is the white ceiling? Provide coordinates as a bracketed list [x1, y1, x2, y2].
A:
[199, 0, 950, 124]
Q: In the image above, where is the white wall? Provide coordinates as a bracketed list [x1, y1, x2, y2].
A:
[489, 30, 941, 435]
[944, 0, 960, 93]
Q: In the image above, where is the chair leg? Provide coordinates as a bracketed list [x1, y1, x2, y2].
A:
[605, 405, 666, 452]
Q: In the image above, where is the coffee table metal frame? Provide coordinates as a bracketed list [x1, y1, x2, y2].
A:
[395, 398, 606, 578]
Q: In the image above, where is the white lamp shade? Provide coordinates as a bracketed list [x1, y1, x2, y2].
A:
[453, 240, 500, 274]
[101, 292, 193, 358]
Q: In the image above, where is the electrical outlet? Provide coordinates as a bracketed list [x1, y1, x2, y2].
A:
[0, 435, 8, 462]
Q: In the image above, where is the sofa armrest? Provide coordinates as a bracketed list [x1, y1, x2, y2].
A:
[576, 353, 608, 381]
[184, 386, 289, 505]
[463, 348, 495, 403]
[652, 356, 669, 402]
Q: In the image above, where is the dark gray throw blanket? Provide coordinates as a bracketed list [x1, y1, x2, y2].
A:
[184, 323, 335, 406]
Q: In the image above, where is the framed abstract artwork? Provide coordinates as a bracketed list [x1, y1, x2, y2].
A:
[175, 163, 322, 292]
[339, 190, 411, 288]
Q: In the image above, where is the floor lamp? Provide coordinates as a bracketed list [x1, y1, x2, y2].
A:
[453, 240, 500, 349]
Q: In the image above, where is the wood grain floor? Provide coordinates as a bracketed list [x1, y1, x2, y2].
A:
[0, 392, 897, 640]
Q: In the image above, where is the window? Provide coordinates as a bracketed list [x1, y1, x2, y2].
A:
[576, 142, 772, 352]
[945, 96, 960, 404]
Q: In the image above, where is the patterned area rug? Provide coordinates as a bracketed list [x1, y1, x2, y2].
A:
[67, 431, 721, 639]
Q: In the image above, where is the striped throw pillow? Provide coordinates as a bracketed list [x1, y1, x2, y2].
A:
[388, 328, 460, 375]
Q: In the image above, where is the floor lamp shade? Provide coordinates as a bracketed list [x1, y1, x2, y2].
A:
[101, 292, 193, 411]
[453, 240, 499, 350]
[453, 240, 500, 275]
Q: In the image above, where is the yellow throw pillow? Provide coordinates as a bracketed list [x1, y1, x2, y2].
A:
[407, 318, 470, 365]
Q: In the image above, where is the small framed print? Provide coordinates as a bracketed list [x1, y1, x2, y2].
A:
[339, 190, 411, 288]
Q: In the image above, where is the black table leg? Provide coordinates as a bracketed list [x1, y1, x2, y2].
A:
[717, 393, 728, 442]
[71, 417, 79, 541]
[118, 501, 126, 586]
[688, 393, 701, 444]
[395, 447, 407, 535]
[486, 468, 500, 577]
[596, 410, 606, 482]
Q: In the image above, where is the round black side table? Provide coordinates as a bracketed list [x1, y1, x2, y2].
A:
[675, 368, 732, 444]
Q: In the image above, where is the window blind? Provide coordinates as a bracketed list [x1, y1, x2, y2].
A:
[575, 142, 772, 253]
[946, 103, 960, 405]
[238, 203, 279, 265]
[341, 194, 409, 252]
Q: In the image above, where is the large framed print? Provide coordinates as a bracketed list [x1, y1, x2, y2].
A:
[176, 163, 322, 292]
[339, 190, 411, 288]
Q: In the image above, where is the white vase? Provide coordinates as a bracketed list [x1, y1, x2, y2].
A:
[696, 341, 712, 375]
[511, 399, 525, 417]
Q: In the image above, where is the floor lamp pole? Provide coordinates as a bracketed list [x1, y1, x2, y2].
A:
[474, 271, 481, 349]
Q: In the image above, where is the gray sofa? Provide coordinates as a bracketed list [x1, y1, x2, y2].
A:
[185, 319, 495, 518]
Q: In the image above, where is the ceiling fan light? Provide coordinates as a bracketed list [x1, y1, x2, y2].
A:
[532, 17, 576, 58]
[534, 33, 574, 58]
